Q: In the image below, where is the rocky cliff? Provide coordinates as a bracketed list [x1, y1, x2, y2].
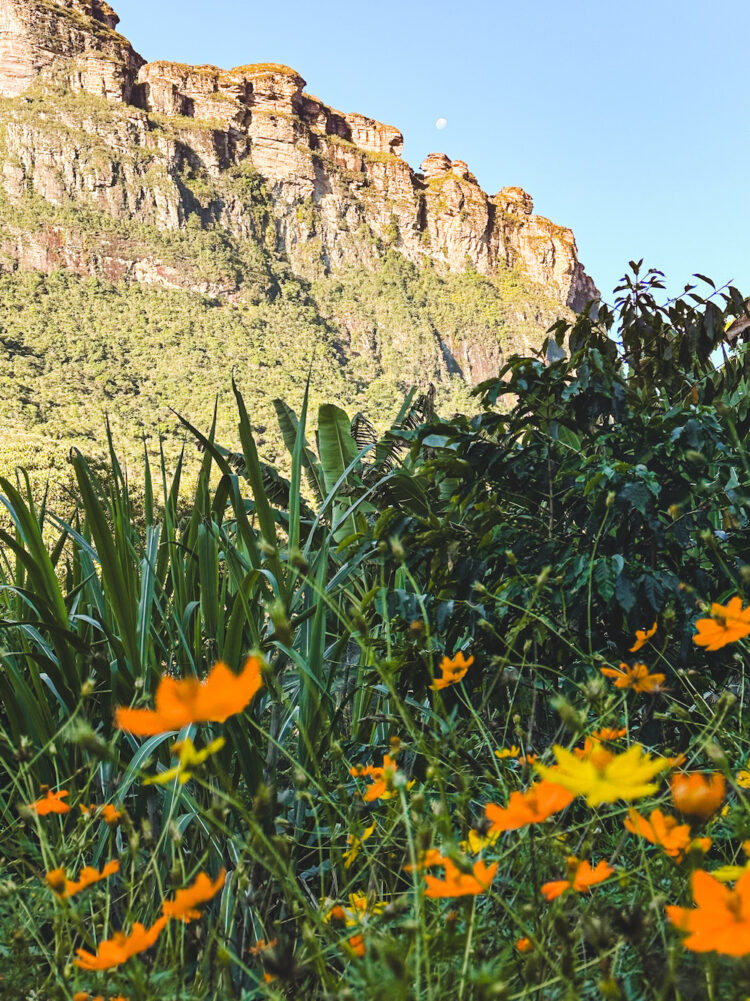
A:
[0, 0, 597, 314]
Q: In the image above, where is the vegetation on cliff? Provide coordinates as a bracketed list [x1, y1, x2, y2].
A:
[1, 267, 750, 999]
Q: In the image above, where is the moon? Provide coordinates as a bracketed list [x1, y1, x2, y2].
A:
[435, 117, 447, 130]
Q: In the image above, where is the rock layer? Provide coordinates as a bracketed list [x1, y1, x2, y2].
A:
[0, 0, 598, 311]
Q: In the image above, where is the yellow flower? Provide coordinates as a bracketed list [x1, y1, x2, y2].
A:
[322, 892, 384, 926]
[737, 770, 750, 789]
[343, 822, 376, 868]
[495, 746, 521, 760]
[144, 736, 225, 786]
[460, 828, 500, 854]
[709, 863, 750, 884]
[535, 744, 672, 807]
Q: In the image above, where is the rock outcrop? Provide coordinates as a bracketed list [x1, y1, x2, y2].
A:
[0, 0, 598, 312]
[0, 0, 144, 101]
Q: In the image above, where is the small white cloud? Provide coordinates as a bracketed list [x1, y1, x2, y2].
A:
[435, 117, 447, 130]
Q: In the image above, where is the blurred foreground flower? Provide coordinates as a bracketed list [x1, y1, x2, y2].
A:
[423, 858, 497, 898]
[536, 744, 672, 806]
[667, 870, 750, 955]
[693, 597, 750, 650]
[541, 857, 613, 901]
[671, 773, 725, 820]
[485, 781, 574, 832]
[430, 651, 473, 690]
[75, 916, 168, 970]
[116, 657, 264, 735]
[46, 860, 119, 898]
[162, 869, 226, 922]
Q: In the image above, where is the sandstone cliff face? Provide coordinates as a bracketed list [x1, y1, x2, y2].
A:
[0, 0, 143, 101]
[0, 0, 598, 315]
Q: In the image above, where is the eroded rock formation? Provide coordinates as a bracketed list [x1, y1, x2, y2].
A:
[0, 0, 598, 311]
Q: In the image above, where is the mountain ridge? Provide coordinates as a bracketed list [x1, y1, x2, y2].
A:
[0, 0, 598, 310]
[0, 0, 600, 504]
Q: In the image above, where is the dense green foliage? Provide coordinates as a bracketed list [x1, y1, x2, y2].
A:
[0, 85, 563, 502]
[1, 268, 750, 1000]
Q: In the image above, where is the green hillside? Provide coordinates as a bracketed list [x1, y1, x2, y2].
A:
[0, 256, 563, 502]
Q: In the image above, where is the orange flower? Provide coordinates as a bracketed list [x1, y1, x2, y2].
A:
[73, 995, 127, 1001]
[249, 937, 277, 955]
[403, 848, 447, 872]
[101, 804, 122, 825]
[671, 773, 726, 820]
[485, 781, 574, 833]
[541, 857, 614, 901]
[350, 753, 405, 802]
[74, 915, 168, 970]
[115, 657, 264, 736]
[624, 808, 692, 859]
[693, 597, 750, 650]
[516, 936, 533, 952]
[28, 788, 70, 815]
[423, 858, 497, 898]
[600, 662, 666, 693]
[667, 869, 750, 955]
[347, 933, 366, 957]
[80, 803, 121, 825]
[430, 651, 473, 690]
[162, 869, 226, 923]
[592, 727, 627, 741]
[46, 860, 119, 898]
[630, 622, 657, 652]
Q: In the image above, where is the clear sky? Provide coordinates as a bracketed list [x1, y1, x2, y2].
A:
[117, 0, 749, 303]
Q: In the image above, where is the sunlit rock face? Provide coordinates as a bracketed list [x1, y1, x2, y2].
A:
[0, 0, 598, 311]
[0, 0, 144, 100]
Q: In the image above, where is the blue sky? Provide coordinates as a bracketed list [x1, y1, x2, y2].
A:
[118, 0, 749, 302]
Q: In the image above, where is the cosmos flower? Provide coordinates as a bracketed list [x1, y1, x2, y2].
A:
[46, 860, 119, 898]
[430, 651, 473, 690]
[28, 788, 70, 815]
[485, 781, 574, 832]
[162, 870, 226, 923]
[144, 736, 226, 786]
[630, 622, 658, 652]
[600, 662, 666, 693]
[541, 857, 614, 901]
[460, 828, 501, 854]
[343, 822, 376, 868]
[350, 751, 411, 802]
[423, 858, 497, 898]
[115, 657, 264, 736]
[347, 933, 366, 957]
[535, 744, 672, 807]
[403, 848, 448, 872]
[74, 916, 168, 970]
[624, 808, 693, 859]
[667, 869, 750, 955]
[693, 597, 750, 651]
[671, 773, 726, 820]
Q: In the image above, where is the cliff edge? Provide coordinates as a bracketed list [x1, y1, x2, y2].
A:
[0, 0, 598, 312]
